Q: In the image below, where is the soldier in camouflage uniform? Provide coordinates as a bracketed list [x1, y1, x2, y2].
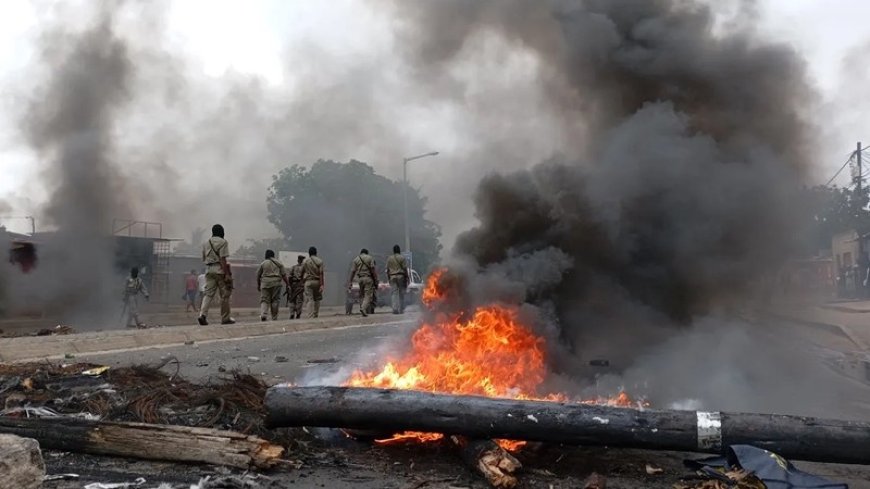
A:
[385, 244, 409, 314]
[348, 248, 377, 317]
[302, 246, 325, 318]
[198, 224, 234, 326]
[287, 255, 305, 319]
[257, 249, 289, 321]
[123, 266, 150, 328]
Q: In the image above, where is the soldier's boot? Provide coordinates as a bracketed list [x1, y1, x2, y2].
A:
[198, 294, 213, 325]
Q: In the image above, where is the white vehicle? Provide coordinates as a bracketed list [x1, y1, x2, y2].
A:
[346, 269, 424, 313]
[405, 269, 424, 304]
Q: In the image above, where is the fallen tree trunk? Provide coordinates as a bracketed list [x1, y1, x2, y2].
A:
[265, 386, 870, 465]
[451, 436, 521, 489]
[0, 417, 283, 469]
[0, 434, 45, 489]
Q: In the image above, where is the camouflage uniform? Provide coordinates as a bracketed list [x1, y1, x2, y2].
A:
[385, 253, 408, 314]
[350, 253, 376, 315]
[302, 255, 325, 318]
[287, 263, 305, 319]
[257, 257, 286, 320]
[199, 236, 232, 323]
[123, 276, 149, 327]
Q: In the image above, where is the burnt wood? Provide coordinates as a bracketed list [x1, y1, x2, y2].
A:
[452, 436, 521, 488]
[265, 386, 870, 465]
[0, 417, 283, 469]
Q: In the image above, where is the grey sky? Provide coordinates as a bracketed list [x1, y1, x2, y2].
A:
[1, 0, 868, 241]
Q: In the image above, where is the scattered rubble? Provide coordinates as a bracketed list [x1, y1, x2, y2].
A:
[675, 470, 765, 489]
[83, 477, 146, 489]
[43, 473, 79, 481]
[36, 325, 74, 336]
[306, 358, 338, 364]
[0, 362, 273, 438]
[582, 472, 606, 489]
[0, 362, 858, 489]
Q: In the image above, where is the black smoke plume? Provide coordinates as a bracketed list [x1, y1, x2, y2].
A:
[392, 0, 812, 345]
[13, 9, 133, 322]
[388, 0, 856, 415]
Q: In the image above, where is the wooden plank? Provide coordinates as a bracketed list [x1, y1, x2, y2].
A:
[0, 434, 45, 489]
[0, 417, 283, 469]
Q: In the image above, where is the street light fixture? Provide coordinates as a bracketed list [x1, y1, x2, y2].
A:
[403, 151, 439, 270]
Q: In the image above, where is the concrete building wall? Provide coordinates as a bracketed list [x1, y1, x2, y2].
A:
[832, 230, 860, 271]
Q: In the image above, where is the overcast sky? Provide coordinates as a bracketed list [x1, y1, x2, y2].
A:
[1, 0, 869, 238]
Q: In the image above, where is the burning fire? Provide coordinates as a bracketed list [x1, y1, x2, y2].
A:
[346, 268, 638, 451]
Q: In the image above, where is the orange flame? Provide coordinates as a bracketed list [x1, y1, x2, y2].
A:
[375, 431, 445, 444]
[348, 306, 549, 398]
[420, 268, 447, 307]
[346, 268, 639, 451]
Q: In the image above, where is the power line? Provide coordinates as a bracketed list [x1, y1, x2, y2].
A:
[826, 151, 857, 186]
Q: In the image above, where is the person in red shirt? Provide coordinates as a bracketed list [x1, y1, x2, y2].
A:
[183, 269, 198, 312]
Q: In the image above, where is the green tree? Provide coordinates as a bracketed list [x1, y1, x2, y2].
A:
[235, 237, 291, 260]
[266, 159, 441, 274]
[801, 184, 870, 253]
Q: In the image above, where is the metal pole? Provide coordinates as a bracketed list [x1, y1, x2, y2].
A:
[403, 158, 410, 259]
[859, 142, 864, 259]
[401, 151, 439, 271]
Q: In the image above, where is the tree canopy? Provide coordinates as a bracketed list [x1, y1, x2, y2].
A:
[801, 184, 870, 254]
[264, 159, 441, 274]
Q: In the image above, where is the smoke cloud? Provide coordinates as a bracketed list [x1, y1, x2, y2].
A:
[383, 0, 860, 415]
[6, 6, 134, 323]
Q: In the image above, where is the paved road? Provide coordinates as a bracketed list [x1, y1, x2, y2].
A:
[0, 305, 356, 336]
[69, 311, 870, 416]
[75, 316, 419, 385]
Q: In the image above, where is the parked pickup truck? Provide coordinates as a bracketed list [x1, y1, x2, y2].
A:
[346, 269, 424, 314]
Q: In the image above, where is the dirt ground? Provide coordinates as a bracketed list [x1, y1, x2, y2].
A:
[39, 441, 870, 489]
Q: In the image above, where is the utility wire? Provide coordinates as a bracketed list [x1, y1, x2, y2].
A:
[826, 151, 857, 186]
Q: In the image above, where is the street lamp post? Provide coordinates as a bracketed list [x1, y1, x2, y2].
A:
[402, 151, 439, 270]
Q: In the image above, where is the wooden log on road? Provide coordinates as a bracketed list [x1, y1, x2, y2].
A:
[451, 436, 521, 489]
[265, 386, 870, 465]
[0, 417, 283, 469]
[0, 434, 45, 489]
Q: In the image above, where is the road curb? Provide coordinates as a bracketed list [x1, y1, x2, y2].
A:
[0, 314, 418, 363]
[763, 310, 870, 351]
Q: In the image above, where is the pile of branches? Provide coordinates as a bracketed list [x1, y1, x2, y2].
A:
[0, 360, 271, 438]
